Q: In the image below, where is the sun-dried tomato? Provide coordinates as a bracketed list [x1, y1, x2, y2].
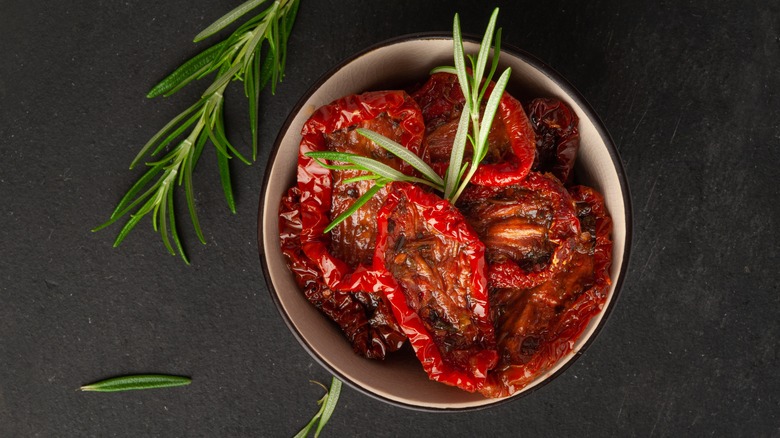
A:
[373, 182, 498, 392]
[526, 98, 580, 185]
[459, 172, 581, 290]
[297, 90, 425, 291]
[477, 183, 612, 398]
[279, 187, 406, 359]
[411, 72, 536, 186]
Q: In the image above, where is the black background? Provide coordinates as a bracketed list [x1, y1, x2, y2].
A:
[2, 0, 778, 436]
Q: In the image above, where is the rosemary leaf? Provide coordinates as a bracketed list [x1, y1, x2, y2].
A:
[314, 378, 342, 437]
[147, 41, 228, 98]
[80, 374, 191, 392]
[444, 105, 472, 199]
[475, 68, 511, 162]
[323, 183, 384, 233]
[216, 145, 237, 214]
[473, 8, 500, 102]
[194, 0, 269, 42]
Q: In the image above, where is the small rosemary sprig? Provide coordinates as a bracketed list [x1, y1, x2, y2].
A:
[294, 377, 342, 438]
[94, 0, 300, 264]
[306, 8, 510, 232]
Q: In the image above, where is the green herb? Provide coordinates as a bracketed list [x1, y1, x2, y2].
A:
[79, 374, 191, 392]
[306, 7, 509, 232]
[294, 377, 342, 438]
[94, 0, 300, 264]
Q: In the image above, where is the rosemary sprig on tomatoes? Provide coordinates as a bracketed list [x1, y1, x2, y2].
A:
[95, 0, 300, 264]
[305, 8, 510, 232]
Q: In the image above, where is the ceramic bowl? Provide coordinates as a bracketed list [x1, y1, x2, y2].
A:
[258, 34, 632, 411]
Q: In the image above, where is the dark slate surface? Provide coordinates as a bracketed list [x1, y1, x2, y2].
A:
[1, 0, 778, 436]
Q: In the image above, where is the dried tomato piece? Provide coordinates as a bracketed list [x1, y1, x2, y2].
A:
[279, 187, 406, 359]
[373, 182, 498, 392]
[478, 184, 612, 398]
[459, 172, 580, 290]
[526, 98, 580, 185]
[411, 72, 536, 186]
[297, 90, 425, 291]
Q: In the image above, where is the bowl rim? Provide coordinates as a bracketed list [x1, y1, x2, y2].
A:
[257, 32, 633, 412]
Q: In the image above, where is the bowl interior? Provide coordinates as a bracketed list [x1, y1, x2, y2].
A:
[259, 36, 630, 410]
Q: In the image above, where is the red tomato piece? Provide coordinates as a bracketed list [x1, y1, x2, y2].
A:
[526, 98, 581, 185]
[373, 182, 498, 392]
[411, 72, 536, 186]
[297, 90, 425, 291]
[477, 184, 612, 397]
[279, 186, 406, 359]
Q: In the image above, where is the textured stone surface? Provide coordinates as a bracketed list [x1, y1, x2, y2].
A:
[1, 0, 778, 436]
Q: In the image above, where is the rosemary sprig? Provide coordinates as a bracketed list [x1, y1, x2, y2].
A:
[294, 377, 342, 438]
[95, 0, 300, 264]
[79, 374, 191, 392]
[306, 8, 510, 232]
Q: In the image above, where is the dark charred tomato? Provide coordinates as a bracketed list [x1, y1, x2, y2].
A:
[373, 182, 498, 392]
[526, 98, 581, 185]
[297, 90, 424, 291]
[410, 72, 536, 186]
[279, 187, 406, 359]
[477, 184, 613, 398]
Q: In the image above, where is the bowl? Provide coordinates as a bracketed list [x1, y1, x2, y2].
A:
[258, 34, 632, 411]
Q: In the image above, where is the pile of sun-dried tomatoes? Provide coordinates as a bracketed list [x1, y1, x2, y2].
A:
[279, 72, 612, 398]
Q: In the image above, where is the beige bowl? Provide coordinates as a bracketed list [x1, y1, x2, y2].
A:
[258, 34, 632, 411]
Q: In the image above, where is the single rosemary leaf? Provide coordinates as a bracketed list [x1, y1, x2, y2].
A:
[479, 27, 502, 103]
[283, 0, 300, 36]
[214, 112, 251, 165]
[184, 135, 207, 245]
[147, 41, 228, 98]
[444, 105, 472, 199]
[216, 146, 237, 214]
[473, 8, 500, 102]
[242, 7, 276, 73]
[194, 0, 269, 42]
[258, 44, 276, 91]
[323, 183, 384, 233]
[158, 186, 175, 256]
[279, 0, 299, 78]
[314, 377, 342, 438]
[161, 63, 212, 98]
[80, 374, 191, 392]
[452, 14, 472, 114]
[166, 186, 190, 265]
[113, 203, 151, 248]
[429, 66, 457, 75]
[248, 46, 260, 159]
[475, 68, 511, 160]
